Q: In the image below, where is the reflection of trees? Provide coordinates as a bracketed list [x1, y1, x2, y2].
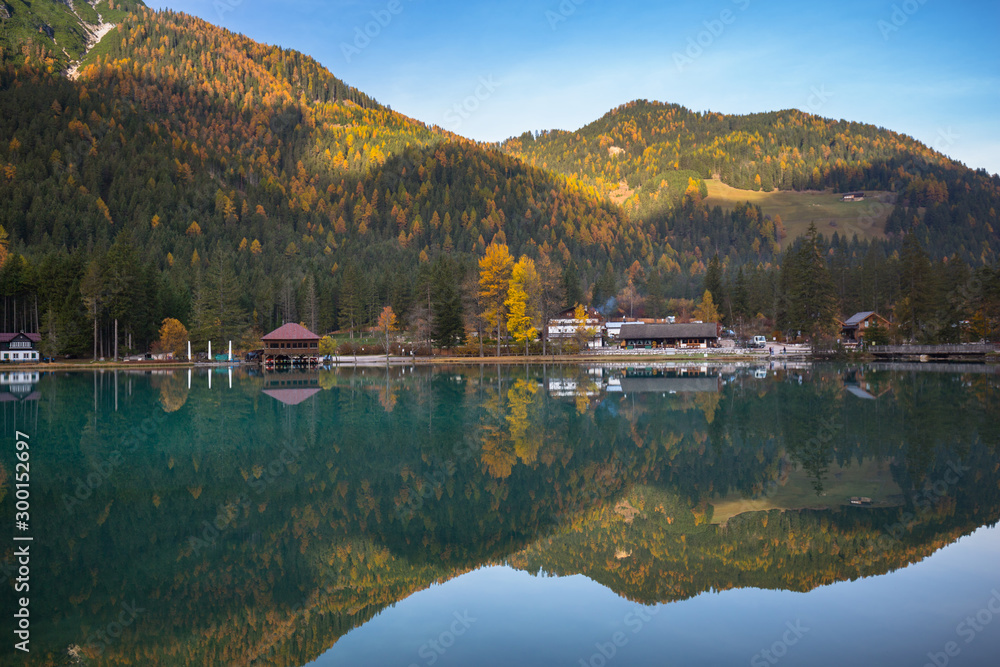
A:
[480, 388, 515, 479]
[17, 367, 1000, 666]
[157, 371, 189, 412]
[508, 379, 540, 464]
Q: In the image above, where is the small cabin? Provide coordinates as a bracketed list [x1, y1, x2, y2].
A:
[840, 312, 890, 342]
[842, 192, 866, 202]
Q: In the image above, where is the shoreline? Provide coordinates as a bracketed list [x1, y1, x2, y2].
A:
[7, 352, 775, 371]
[8, 352, 993, 372]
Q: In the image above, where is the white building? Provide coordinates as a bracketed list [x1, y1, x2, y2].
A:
[1, 333, 41, 363]
[545, 307, 605, 349]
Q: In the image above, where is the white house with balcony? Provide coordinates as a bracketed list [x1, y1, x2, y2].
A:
[1, 333, 41, 363]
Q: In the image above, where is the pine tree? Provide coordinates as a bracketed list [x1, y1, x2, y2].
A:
[705, 255, 724, 309]
[431, 257, 465, 348]
[780, 224, 837, 339]
[192, 246, 248, 348]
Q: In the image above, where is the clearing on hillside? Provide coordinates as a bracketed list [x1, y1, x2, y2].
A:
[703, 179, 894, 246]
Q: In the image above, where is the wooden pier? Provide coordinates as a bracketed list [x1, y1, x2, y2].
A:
[868, 344, 997, 361]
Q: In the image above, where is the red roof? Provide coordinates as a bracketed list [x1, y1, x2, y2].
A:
[262, 323, 320, 341]
[0, 333, 41, 343]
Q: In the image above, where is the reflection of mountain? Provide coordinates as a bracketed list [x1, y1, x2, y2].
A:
[8, 366, 1000, 666]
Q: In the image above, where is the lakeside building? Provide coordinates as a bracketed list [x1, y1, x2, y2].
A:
[618, 322, 719, 349]
[262, 323, 321, 366]
[0, 332, 41, 363]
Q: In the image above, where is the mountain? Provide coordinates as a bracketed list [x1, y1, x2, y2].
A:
[0, 0, 141, 71]
[1, 1, 998, 356]
[1, 3, 643, 353]
[502, 100, 1000, 262]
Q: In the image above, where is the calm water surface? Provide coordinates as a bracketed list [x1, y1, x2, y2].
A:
[1, 363, 998, 666]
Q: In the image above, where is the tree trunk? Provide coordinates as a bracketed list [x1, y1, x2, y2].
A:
[114, 319, 118, 362]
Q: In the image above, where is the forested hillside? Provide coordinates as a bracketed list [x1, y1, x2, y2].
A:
[0, 0, 142, 71]
[0, 4, 665, 355]
[503, 100, 1000, 263]
[1, 3, 998, 357]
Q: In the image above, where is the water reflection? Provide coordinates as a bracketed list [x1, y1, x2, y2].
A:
[1, 364, 998, 666]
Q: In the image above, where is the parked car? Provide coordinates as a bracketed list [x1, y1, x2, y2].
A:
[752, 335, 768, 348]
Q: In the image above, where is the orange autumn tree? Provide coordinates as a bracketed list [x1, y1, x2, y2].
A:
[154, 318, 189, 358]
[478, 243, 514, 356]
[377, 306, 398, 354]
[506, 256, 541, 356]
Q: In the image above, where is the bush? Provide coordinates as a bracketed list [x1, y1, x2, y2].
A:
[336, 341, 358, 356]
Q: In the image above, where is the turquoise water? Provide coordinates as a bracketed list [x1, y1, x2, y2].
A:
[1, 364, 998, 666]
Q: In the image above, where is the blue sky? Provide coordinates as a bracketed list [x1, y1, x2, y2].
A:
[148, 0, 1000, 175]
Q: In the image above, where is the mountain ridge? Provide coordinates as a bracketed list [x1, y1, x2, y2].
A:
[1, 0, 998, 357]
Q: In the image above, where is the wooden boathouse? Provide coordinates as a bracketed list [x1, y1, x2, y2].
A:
[262, 323, 321, 367]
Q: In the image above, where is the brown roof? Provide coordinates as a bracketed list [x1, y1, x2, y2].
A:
[262, 323, 320, 341]
[619, 322, 718, 340]
[0, 333, 41, 343]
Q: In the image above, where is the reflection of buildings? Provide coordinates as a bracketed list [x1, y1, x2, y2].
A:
[841, 369, 893, 400]
[547, 367, 605, 397]
[262, 371, 321, 406]
[0, 371, 41, 402]
[1, 370, 40, 434]
[619, 367, 721, 394]
[547, 366, 724, 397]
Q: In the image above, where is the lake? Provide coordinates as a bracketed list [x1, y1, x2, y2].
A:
[1, 363, 999, 666]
